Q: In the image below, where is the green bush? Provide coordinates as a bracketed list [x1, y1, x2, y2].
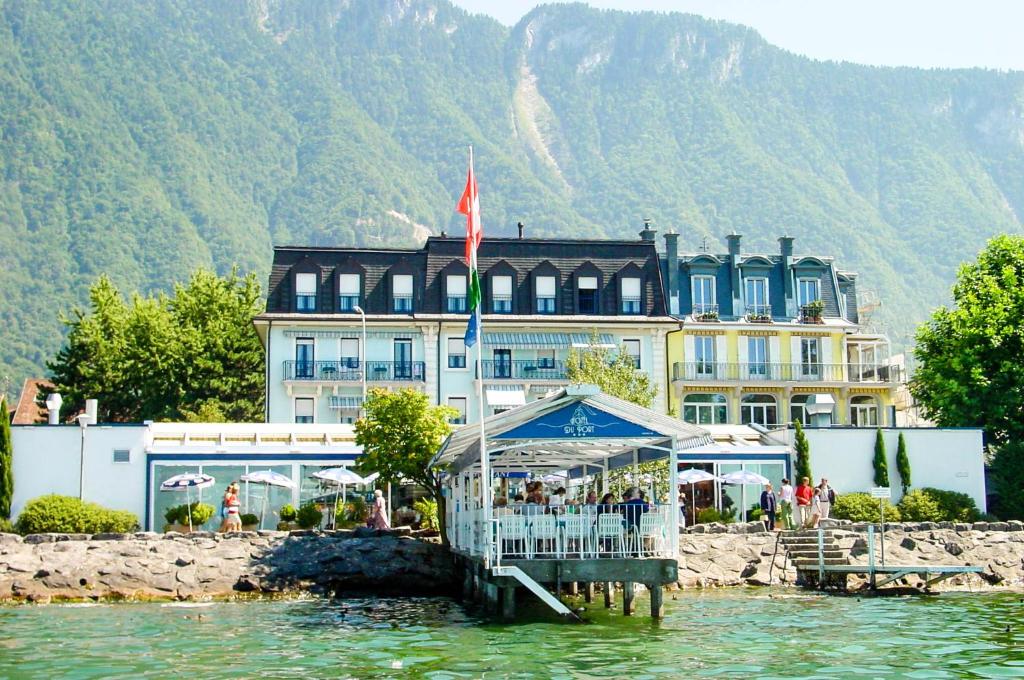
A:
[899, 488, 980, 523]
[412, 498, 438, 532]
[279, 504, 297, 522]
[240, 513, 259, 526]
[695, 506, 736, 524]
[15, 495, 140, 534]
[0, 517, 14, 533]
[345, 496, 369, 523]
[164, 505, 182, 525]
[296, 503, 323, 529]
[831, 492, 901, 523]
[168, 502, 216, 527]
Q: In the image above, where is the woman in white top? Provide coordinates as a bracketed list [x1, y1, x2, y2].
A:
[778, 478, 795, 530]
[807, 488, 822, 529]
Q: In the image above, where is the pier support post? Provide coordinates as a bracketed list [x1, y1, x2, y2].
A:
[649, 585, 664, 619]
[462, 563, 473, 601]
[584, 582, 594, 603]
[623, 581, 635, 616]
[567, 581, 578, 596]
[603, 582, 613, 608]
[502, 586, 516, 620]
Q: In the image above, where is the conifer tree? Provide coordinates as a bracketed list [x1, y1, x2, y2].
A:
[873, 429, 890, 487]
[0, 398, 13, 519]
[794, 420, 812, 483]
[895, 432, 911, 494]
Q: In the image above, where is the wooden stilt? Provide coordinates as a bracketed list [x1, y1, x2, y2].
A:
[603, 582, 613, 608]
[649, 584, 664, 619]
[502, 586, 516, 620]
[567, 581, 578, 596]
[584, 582, 594, 603]
[623, 581, 635, 616]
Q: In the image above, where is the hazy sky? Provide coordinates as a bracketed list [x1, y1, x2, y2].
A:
[450, 0, 1024, 71]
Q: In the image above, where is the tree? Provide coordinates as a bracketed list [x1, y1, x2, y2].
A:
[47, 269, 265, 422]
[895, 432, 911, 495]
[0, 398, 13, 519]
[873, 429, 890, 487]
[793, 420, 812, 483]
[354, 388, 456, 538]
[990, 443, 1024, 520]
[565, 341, 656, 408]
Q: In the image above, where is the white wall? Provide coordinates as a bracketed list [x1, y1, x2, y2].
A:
[11, 424, 149, 523]
[788, 428, 986, 511]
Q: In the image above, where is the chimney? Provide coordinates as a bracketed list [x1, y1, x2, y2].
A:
[726, 232, 742, 310]
[664, 231, 679, 314]
[517, 221, 525, 239]
[45, 392, 62, 425]
[85, 398, 98, 425]
[726, 232, 742, 257]
[639, 218, 656, 242]
[779, 236, 795, 315]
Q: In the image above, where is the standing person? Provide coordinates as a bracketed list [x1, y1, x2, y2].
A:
[222, 483, 242, 532]
[367, 489, 391, 529]
[795, 477, 813, 528]
[759, 483, 778, 531]
[806, 488, 822, 528]
[818, 478, 836, 520]
[778, 477, 795, 530]
[217, 484, 233, 532]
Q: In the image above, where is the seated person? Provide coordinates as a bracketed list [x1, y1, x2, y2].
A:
[620, 486, 649, 530]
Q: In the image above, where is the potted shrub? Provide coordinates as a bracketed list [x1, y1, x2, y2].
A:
[277, 503, 298, 531]
[296, 502, 323, 530]
[163, 505, 182, 532]
[800, 300, 825, 323]
[240, 513, 259, 531]
[168, 502, 215, 532]
[695, 308, 719, 322]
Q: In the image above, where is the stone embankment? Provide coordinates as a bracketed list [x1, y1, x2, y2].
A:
[676, 520, 1024, 590]
[0, 528, 455, 603]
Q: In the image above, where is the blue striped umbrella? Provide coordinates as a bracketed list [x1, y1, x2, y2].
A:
[160, 473, 216, 530]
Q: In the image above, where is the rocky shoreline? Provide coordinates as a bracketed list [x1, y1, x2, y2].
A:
[0, 528, 455, 603]
[1, 522, 1021, 603]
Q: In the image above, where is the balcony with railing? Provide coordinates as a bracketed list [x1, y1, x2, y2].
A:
[295, 294, 317, 312]
[536, 296, 556, 313]
[621, 296, 642, 314]
[338, 295, 360, 312]
[672, 361, 902, 384]
[799, 301, 824, 324]
[692, 303, 719, 322]
[283, 360, 425, 382]
[745, 304, 772, 323]
[446, 295, 467, 313]
[393, 295, 413, 313]
[492, 294, 513, 313]
[478, 359, 568, 380]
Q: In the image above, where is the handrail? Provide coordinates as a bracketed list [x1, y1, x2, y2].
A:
[283, 360, 425, 381]
[478, 359, 568, 380]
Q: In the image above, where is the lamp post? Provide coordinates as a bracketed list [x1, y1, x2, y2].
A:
[353, 305, 367, 418]
[76, 413, 89, 500]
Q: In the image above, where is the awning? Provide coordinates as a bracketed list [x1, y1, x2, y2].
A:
[328, 396, 365, 410]
[483, 332, 616, 349]
[485, 387, 526, 408]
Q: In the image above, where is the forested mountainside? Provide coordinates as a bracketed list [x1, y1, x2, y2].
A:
[2, 0, 1023, 392]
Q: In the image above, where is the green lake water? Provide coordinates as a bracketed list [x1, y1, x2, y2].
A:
[1, 590, 1023, 678]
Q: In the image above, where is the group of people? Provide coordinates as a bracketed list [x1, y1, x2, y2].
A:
[495, 483, 653, 528]
[212, 483, 390, 532]
[759, 476, 836, 530]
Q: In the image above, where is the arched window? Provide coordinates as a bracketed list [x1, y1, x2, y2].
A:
[741, 394, 777, 427]
[682, 394, 728, 425]
[850, 395, 879, 427]
[790, 394, 810, 425]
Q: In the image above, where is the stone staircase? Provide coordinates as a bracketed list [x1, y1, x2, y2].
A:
[779, 529, 853, 588]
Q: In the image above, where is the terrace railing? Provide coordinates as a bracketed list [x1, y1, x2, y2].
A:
[672, 361, 848, 382]
[479, 359, 568, 380]
[283, 360, 425, 382]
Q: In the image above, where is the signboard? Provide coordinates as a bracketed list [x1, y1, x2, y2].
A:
[493, 402, 663, 441]
[870, 487, 891, 499]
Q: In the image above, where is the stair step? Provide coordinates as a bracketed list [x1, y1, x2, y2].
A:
[787, 549, 847, 559]
[793, 557, 849, 566]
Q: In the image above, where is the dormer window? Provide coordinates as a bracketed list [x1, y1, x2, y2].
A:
[578, 276, 598, 314]
[295, 273, 317, 312]
[491, 275, 512, 313]
[536, 276, 556, 313]
[621, 277, 641, 314]
[392, 274, 414, 312]
[338, 274, 360, 312]
[744, 277, 769, 318]
[692, 275, 716, 316]
[446, 274, 467, 313]
[798, 278, 820, 307]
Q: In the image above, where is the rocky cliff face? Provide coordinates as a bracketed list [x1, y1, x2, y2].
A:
[0, 530, 455, 603]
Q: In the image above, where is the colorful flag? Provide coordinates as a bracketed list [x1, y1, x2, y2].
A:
[458, 149, 482, 346]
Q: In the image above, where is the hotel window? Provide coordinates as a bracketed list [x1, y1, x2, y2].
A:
[741, 394, 777, 427]
[392, 274, 413, 312]
[621, 277, 641, 314]
[622, 339, 641, 369]
[683, 394, 728, 425]
[747, 336, 768, 377]
[536, 276, 556, 313]
[797, 278, 820, 307]
[447, 397, 468, 425]
[578, 276, 598, 314]
[295, 337, 314, 378]
[493, 349, 512, 378]
[112, 449, 130, 464]
[850, 396, 879, 427]
[393, 338, 413, 379]
[295, 273, 317, 312]
[447, 337, 467, 369]
[492, 275, 513, 313]
[692, 275, 716, 315]
[294, 397, 315, 424]
[536, 349, 556, 369]
[338, 274, 360, 312]
[744, 277, 769, 317]
[800, 337, 820, 378]
[340, 338, 360, 369]
[694, 335, 715, 377]
[446, 274, 467, 313]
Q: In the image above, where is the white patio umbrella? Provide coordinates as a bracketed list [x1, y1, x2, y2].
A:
[677, 468, 719, 525]
[312, 467, 366, 529]
[159, 473, 215, 531]
[240, 470, 297, 529]
[719, 470, 771, 522]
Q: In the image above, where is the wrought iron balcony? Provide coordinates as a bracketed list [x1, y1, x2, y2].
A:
[672, 361, 848, 382]
[478, 359, 568, 380]
[446, 296, 467, 313]
[620, 296, 642, 314]
[745, 304, 772, 323]
[692, 303, 719, 321]
[283, 360, 425, 382]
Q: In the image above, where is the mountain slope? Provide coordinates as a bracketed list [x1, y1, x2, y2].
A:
[1, 0, 1023, 392]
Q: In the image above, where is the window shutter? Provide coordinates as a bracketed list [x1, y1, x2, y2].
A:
[492, 275, 512, 295]
[296, 273, 317, 295]
[447, 275, 467, 295]
[622, 277, 641, 297]
[578, 276, 598, 290]
[393, 274, 413, 296]
[448, 337, 465, 355]
[338, 274, 360, 295]
[536, 276, 556, 296]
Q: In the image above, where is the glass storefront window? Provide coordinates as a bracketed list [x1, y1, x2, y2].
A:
[153, 465, 199, 530]
[243, 465, 295, 530]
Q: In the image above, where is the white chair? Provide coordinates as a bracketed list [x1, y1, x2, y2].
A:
[530, 515, 560, 558]
[498, 514, 528, 559]
[560, 514, 592, 558]
[637, 513, 667, 557]
[596, 513, 626, 557]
